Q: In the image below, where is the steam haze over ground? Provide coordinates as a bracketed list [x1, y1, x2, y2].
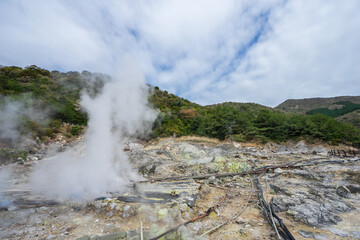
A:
[0, 0, 359, 106]
[30, 59, 158, 200]
[0, 168, 12, 208]
[0, 0, 359, 200]
[0, 96, 48, 147]
[1, 3, 360, 239]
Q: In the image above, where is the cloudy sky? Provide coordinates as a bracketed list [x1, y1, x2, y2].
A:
[0, 0, 359, 106]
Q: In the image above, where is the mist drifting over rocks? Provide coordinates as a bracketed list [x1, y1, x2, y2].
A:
[0, 95, 48, 147]
[0, 167, 12, 208]
[30, 61, 158, 200]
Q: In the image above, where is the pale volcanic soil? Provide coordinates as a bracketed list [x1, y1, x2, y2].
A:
[1, 136, 359, 240]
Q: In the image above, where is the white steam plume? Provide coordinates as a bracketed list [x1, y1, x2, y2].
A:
[30, 61, 158, 200]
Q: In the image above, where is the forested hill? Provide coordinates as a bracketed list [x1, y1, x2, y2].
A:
[1, 65, 360, 150]
[276, 96, 360, 128]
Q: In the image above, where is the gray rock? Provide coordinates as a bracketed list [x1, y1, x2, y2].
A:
[97, 232, 126, 240]
[200, 184, 211, 195]
[89, 235, 98, 240]
[179, 203, 188, 212]
[103, 224, 121, 234]
[126, 230, 139, 240]
[185, 194, 197, 208]
[208, 176, 216, 184]
[290, 201, 348, 226]
[271, 195, 301, 212]
[94, 201, 102, 209]
[295, 140, 309, 153]
[235, 217, 245, 224]
[169, 208, 181, 219]
[291, 169, 315, 179]
[178, 226, 194, 240]
[149, 224, 166, 238]
[346, 184, 360, 193]
[122, 205, 137, 218]
[7, 206, 17, 212]
[158, 208, 168, 219]
[106, 211, 114, 217]
[183, 212, 191, 220]
[76, 236, 90, 240]
[336, 186, 351, 198]
[271, 181, 353, 227]
[313, 147, 328, 156]
[298, 230, 315, 238]
[314, 234, 329, 240]
[207, 165, 219, 174]
[350, 231, 360, 239]
[187, 222, 203, 232]
[109, 202, 117, 210]
[138, 164, 156, 175]
[270, 184, 292, 195]
[326, 228, 351, 237]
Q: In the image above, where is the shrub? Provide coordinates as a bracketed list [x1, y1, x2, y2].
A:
[70, 125, 84, 136]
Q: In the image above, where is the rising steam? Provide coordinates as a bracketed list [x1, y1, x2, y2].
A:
[30, 61, 157, 200]
[0, 95, 48, 147]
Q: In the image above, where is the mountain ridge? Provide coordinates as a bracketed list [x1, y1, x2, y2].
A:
[276, 96, 360, 128]
[1, 65, 360, 153]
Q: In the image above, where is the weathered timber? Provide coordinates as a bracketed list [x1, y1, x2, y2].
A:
[254, 176, 295, 240]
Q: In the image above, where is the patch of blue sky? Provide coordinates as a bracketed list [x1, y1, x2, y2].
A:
[49, 64, 68, 73]
[152, 52, 187, 73]
[127, 28, 140, 40]
[213, 10, 271, 81]
[155, 63, 173, 72]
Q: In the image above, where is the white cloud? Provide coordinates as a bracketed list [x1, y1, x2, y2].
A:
[0, 0, 359, 106]
[0, 1, 108, 71]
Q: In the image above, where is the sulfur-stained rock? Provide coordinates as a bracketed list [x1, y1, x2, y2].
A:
[169, 208, 181, 220]
[158, 208, 168, 219]
[178, 226, 194, 240]
[148, 224, 166, 239]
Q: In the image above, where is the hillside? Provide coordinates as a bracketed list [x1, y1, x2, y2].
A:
[1, 65, 360, 159]
[275, 96, 360, 128]
[151, 91, 360, 146]
[1, 66, 360, 240]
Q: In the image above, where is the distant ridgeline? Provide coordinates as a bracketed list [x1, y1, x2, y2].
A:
[306, 101, 360, 117]
[276, 96, 360, 129]
[1, 65, 360, 149]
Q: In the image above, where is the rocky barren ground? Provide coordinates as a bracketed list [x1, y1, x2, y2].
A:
[1, 136, 360, 240]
